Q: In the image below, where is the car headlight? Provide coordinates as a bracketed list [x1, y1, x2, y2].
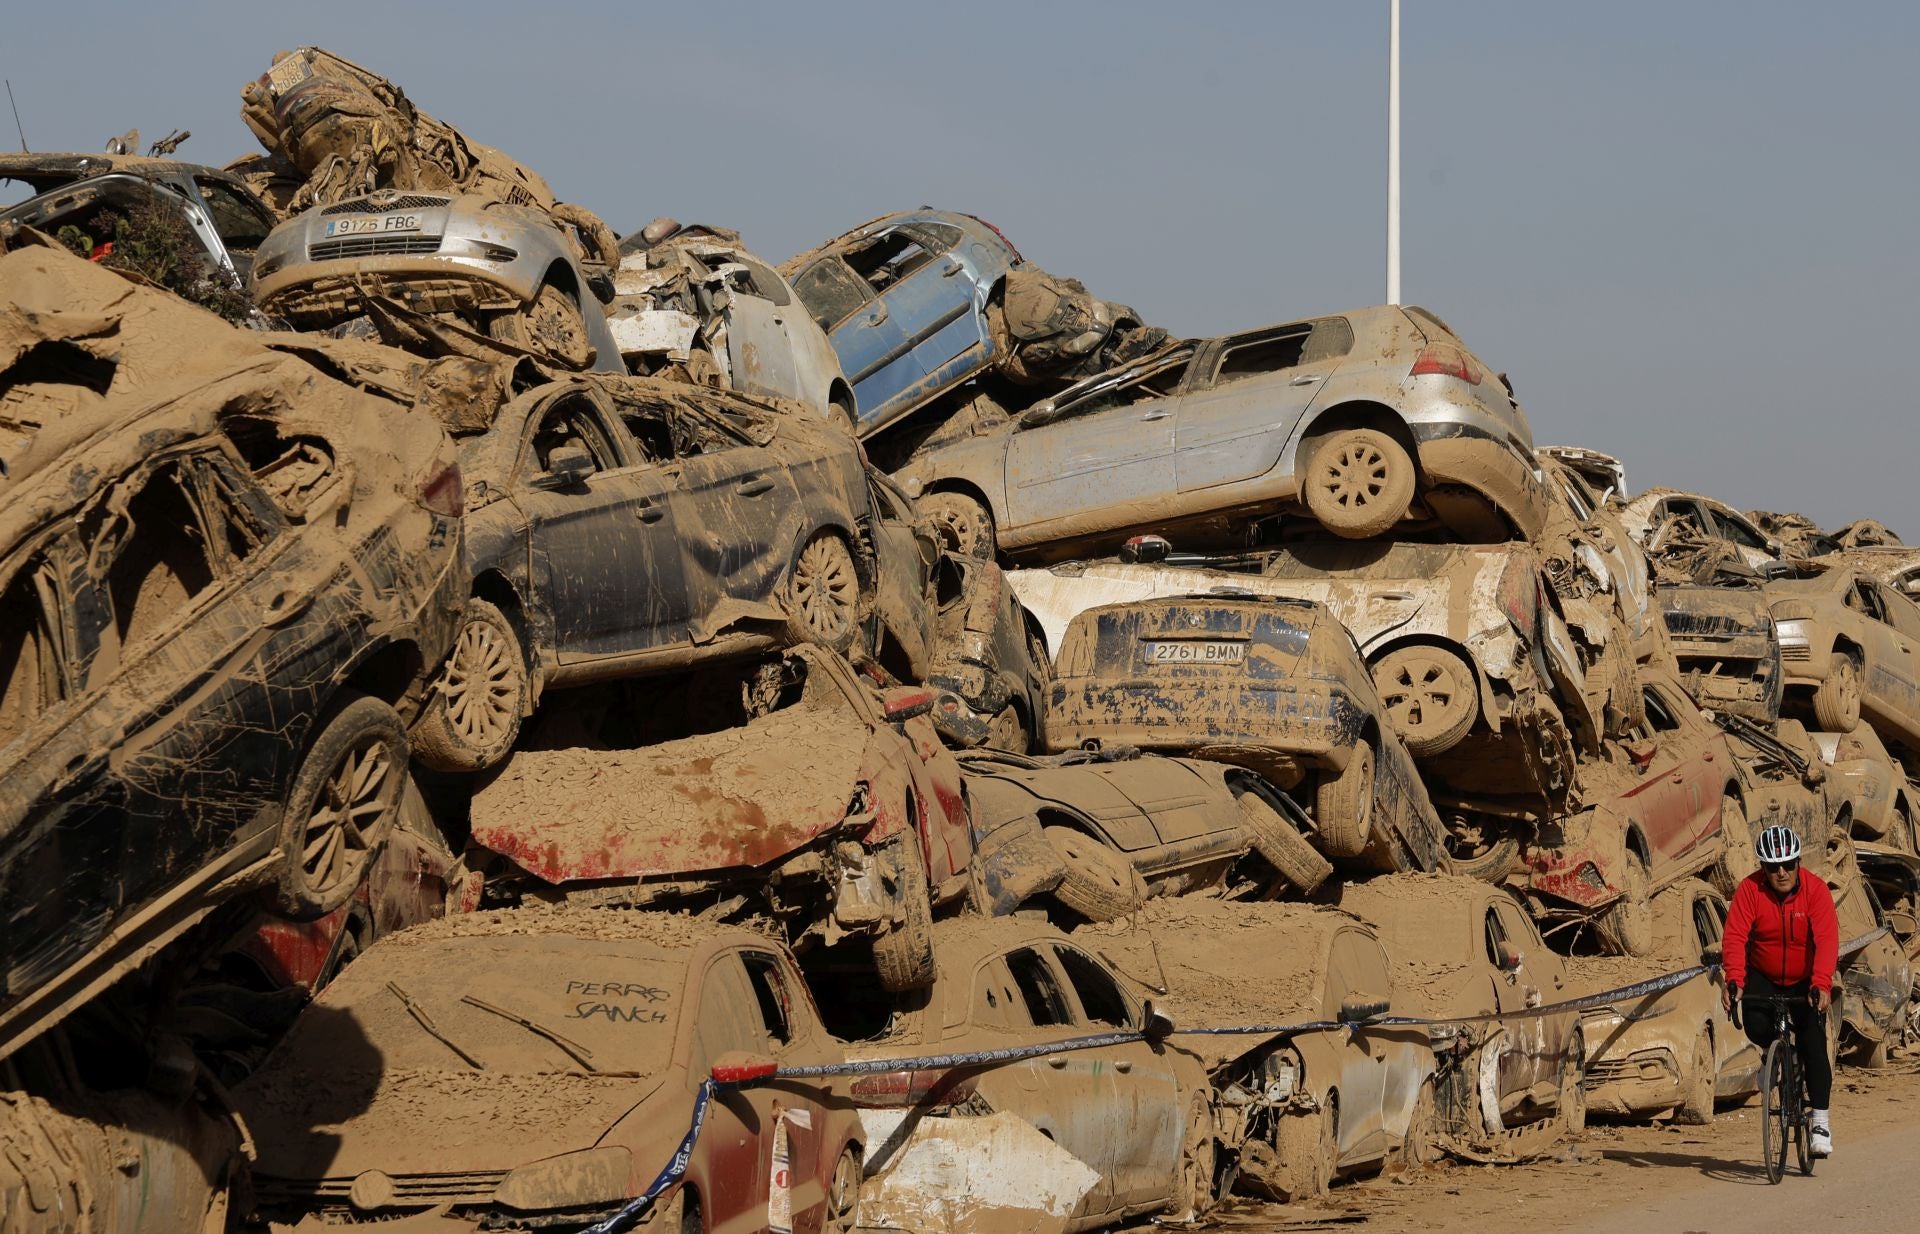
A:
[493, 1146, 632, 1212]
[1774, 619, 1808, 646]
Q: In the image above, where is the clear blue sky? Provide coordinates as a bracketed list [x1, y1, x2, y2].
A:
[6, 2, 1914, 531]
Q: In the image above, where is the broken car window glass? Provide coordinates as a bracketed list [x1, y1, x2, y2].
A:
[0, 557, 69, 748]
[195, 177, 273, 249]
[92, 460, 218, 650]
[1006, 948, 1075, 1027]
[791, 259, 871, 333]
[529, 402, 622, 477]
[741, 951, 794, 1047]
[843, 231, 936, 292]
[1053, 946, 1132, 1029]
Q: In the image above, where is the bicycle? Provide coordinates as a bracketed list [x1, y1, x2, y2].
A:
[1732, 992, 1815, 1183]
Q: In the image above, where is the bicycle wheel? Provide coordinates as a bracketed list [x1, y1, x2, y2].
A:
[1759, 1039, 1788, 1185]
[1792, 1034, 1814, 1177]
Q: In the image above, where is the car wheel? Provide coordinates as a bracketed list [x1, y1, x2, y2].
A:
[785, 532, 862, 654]
[822, 1147, 862, 1234]
[1677, 1029, 1717, 1125]
[1443, 814, 1522, 883]
[1234, 789, 1333, 893]
[984, 703, 1031, 754]
[1710, 795, 1756, 898]
[869, 834, 936, 992]
[1595, 850, 1655, 957]
[409, 600, 527, 773]
[266, 692, 406, 920]
[1174, 1090, 1217, 1221]
[829, 394, 858, 436]
[1371, 644, 1478, 757]
[1558, 1030, 1588, 1137]
[1396, 1079, 1441, 1169]
[1313, 738, 1376, 860]
[1270, 1100, 1337, 1203]
[919, 491, 994, 560]
[1044, 825, 1147, 921]
[1302, 428, 1416, 540]
[1814, 652, 1863, 732]
[487, 280, 594, 369]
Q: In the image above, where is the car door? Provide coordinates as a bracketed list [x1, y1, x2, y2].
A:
[1621, 684, 1720, 872]
[792, 255, 909, 429]
[863, 222, 983, 384]
[1851, 579, 1920, 734]
[1050, 943, 1181, 1207]
[1175, 317, 1355, 494]
[1321, 930, 1392, 1166]
[514, 391, 689, 658]
[1481, 900, 1545, 1104]
[711, 257, 805, 404]
[690, 952, 779, 1234]
[737, 949, 831, 1234]
[1002, 355, 1188, 533]
[865, 473, 938, 677]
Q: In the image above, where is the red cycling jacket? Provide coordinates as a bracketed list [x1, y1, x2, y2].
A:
[1721, 869, 1839, 993]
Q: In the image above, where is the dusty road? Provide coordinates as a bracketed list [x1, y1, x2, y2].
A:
[1202, 1060, 1920, 1234]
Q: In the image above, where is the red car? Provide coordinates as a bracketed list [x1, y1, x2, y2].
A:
[468, 647, 972, 988]
[1514, 669, 1746, 956]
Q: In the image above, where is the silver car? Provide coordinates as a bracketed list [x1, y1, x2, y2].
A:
[251, 190, 623, 372]
[892, 304, 1546, 559]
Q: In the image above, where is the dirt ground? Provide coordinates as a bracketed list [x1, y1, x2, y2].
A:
[1191, 1059, 1920, 1234]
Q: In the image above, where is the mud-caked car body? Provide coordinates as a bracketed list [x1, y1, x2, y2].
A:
[0, 242, 462, 1060]
[468, 648, 970, 989]
[408, 375, 877, 772]
[926, 553, 1052, 752]
[1570, 880, 1759, 1123]
[893, 304, 1548, 558]
[1767, 565, 1920, 750]
[958, 748, 1333, 918]
[1082, 898, 1438, 1204]
[239, 910, 863, 1233]
[1816, 834, 1915, 1067]
[847, 917, 1216, 1233]
[1621, 488, 1786, 577]
[1811, 722, 1920, 849]
[1045, 596, 1450, 876]
[251, 191, 624, 372]
[1338, 875, 1586, 1150]
[1659, 575, 1784, 725]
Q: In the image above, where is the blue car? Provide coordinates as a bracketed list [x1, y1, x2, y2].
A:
[782, 210, 1022, 437]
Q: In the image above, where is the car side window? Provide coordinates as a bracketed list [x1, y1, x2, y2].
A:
[792, 258, 872, 332]
[526, 401, 623, 481]
[843, 229, 939, 292]
[0, 553, 73, 748]
[1483, 906, 1512, 967]
[692, 956, 760, 1081]
[1714, 509, 1771, 551]
[1209, 317, 1354, 388]
[1850, 580, 1890, 624]
[1052, 945, 1134, 1029]
[83, 456, 252, 652]
[194, 177, 273, 249]
[1493, 903, 1535, 962]
[1693, 897, 1724, 949]
[740, 951, 795, 1048]
[1029, 353, 1193, 428]
[1642, 685, 1681, 732]
[1006, 947, 1076, 1027]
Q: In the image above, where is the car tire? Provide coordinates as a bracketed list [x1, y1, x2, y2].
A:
[785, 532, 862, 655]
[1175, 1090, 1218, 1221]
[1269, 1101, 1337, 1203]
[823, 1146, 862, 1234]
[487, 280, 594, 369]
[1303, 428, 1416, 540]
[1814, 652, 1863, 732]
[1314, 738, 1376, 860]
[983, 703, 1031, 754]
[919, 491, 995, 560]
[1396, 1079, 1441, 1169]
[1595, 850, 1655, 957]
[1444, 815, 1522, 883]
[1558, 1030, 1588, 1137]
[1044, 825, 1147, 921]
[1371, 644, 1478, 757]
[829, 395, 858, 436]
[409, 600, 528, 773]
[1677, 1029, 1716, 1125]
[266, 692, 407, 921]
[1710, 795, 1756, 898]
[1235, 790, 1333, 893]
[870, 834, 936, 992]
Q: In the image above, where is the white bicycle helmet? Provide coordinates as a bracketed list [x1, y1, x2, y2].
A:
[1754, 824, 1803, 865]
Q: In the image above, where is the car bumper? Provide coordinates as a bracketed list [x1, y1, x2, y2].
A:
[1043, 677, 1363, 773]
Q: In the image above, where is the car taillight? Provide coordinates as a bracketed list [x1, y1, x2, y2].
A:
[883, 687, 935, 720]
[967, 215, 1023, 262]
[849, 1068, 978, 1108]
[415, 460, 465, 518]
[1410, 341, 1481, 385]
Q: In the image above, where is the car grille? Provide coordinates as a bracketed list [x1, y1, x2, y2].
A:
[308, 235, 445, 261]
[321, 195, 451, 215]
[1583, 1057, 1638, 1085]
[255, 1168, 509, 1207]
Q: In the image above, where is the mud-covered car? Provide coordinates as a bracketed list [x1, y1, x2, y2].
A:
[1083, 898, 1438, 1203]
[1660, 572, 1784, 724]
[407, 375, 875, 772]
[959, 748, 1333, 916]
[0, 240, 462, 1060]
[893, 304, 1548, 558]
[239, 909, 863, 1233]
[847, 917, 1214, 1233]
[1817, 833, 1915, 1067]
[928, 555, 1052, 751]
[251, 190, 624, 372]
[1812, 722, 1920, 848]
[468, 648, 968, 989]
[1829, 545, 1920, 602]
[781, 209, 1159, 438]
[1767, 565, 1920, 747]
[1045, 596, 1450, 876]
[1621, 488, 1786, 577]
[1, 150, 276, 283]
[1337, 875, 1585, 1151]
[610, 222, 856, 423]
[1514, 671, 1744, 957]
[1569, 880, 1758, 1123]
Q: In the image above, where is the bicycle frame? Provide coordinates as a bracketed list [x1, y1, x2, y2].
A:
[1734, 992, 1816, 1183]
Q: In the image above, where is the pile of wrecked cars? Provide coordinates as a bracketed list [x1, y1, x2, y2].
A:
[2, 41, 1918, 1234]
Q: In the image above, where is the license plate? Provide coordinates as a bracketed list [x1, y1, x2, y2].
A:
[1143, 640, 1246, 664]
[268, 56, 312, 95]
[324, 215, 423, 237]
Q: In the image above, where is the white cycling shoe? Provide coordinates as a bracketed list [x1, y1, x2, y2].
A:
[1810, 1126, 1834, 1158]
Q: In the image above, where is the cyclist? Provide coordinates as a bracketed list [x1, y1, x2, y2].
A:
[1720, 823, 1839, 1157]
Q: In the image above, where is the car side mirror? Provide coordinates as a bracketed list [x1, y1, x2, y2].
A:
[1497, 945, 1524, 972]
[1338, 993, 1391, 1024]
[544, 444, 596, 488]
[1702, 943, 1723, 966]
[1141, 999, 1175, 1043]
[711, 1050, 777, 1085]
[1121, 534, 1172, 564]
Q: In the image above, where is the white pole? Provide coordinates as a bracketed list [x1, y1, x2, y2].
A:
[1387, 0, 1402, 305]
